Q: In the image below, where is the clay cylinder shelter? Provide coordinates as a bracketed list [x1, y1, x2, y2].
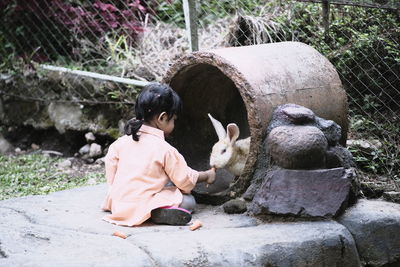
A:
[163, 41, 348, 200]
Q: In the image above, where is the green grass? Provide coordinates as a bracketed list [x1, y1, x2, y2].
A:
[0, 154, 104, 200]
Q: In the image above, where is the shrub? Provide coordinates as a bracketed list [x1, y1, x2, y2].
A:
[0, 0, 149, 64]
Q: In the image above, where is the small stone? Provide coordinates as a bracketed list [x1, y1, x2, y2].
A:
[42, 185, 51, 191]
[223, 199, 247, 214]
[95, 157, 105, 165]
[282, 105, 315, 124]
[89, 143, 102, 158]
[15, 147, 22, 154]
[85, 132, 96, 143]
[346, 139, 382, 153]
[79, 144, 90, 155]
[57, 159, 72, 168]
[31, 143, 40, 150]
[267, 104, 316, 133]
[87, 178, 97, 185]
[84, 158, 95, 164]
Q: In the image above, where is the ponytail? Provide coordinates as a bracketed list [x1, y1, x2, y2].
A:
[127, 82, 182, 141]
[124, 118, 143, 141]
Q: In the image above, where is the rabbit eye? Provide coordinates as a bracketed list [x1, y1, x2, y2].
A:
[221, 149, 226, 154]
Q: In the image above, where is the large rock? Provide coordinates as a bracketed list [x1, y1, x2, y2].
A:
[89, 143, 102, 158]
[47, 102, 84, 134]
[1, 74, 127, 139]
[79, 144, 90, 155]
[85, 132, 96, 143]
[337, 199, 400, 266]
[0, 134, 13, 154]
[267, 125, 328, 169]
[0, 184, 362, 266]
[249, 167, 355, 218]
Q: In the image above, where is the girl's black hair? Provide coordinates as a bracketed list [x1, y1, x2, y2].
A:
[124, 82, 182, 141]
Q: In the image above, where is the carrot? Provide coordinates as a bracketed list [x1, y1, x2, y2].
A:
[189, 220, 203, 231]
[112, 231, 128, 239]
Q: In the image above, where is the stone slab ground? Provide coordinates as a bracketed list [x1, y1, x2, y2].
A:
[0, 184, 399, 266]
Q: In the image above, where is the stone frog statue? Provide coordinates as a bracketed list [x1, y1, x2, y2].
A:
[264, 103, 354, 170]
[207, 113, 251, 176]
[245, 103, 355, 200]
[244, 103, 358, 218]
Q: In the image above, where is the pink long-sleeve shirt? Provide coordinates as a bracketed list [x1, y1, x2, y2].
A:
[101, 124, 199, 226]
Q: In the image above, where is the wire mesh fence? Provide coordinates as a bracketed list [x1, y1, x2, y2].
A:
[194, 1, 400, 192]
[0, 0, 399, 189]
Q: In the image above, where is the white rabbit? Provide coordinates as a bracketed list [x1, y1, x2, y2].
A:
[208, 113, 251, 176]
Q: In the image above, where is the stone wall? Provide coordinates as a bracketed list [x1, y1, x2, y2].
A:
[0, 72, 133, 155]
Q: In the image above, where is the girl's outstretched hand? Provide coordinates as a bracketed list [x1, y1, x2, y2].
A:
[197, 167, 216, 185]
[205, 167, 216, 185]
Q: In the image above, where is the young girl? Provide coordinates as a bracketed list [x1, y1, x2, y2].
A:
[101, 83, 216, 226]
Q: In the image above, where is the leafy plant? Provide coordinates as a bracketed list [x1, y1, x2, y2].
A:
[348, 114, 400, 187]
[105, 34, 141, 77]
[153, 0, 268, 27]
[275, 3, 399, 108]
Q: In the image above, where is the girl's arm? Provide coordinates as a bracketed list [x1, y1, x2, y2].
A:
[164, 148, 216, 192]
[164, 149, 217, 194]
[164, 149, 198, 194]
[105, 143, 119, 185]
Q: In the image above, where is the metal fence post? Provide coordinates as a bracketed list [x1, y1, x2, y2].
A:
[183, 0, 199, 52]
[322, 0, 330, 38]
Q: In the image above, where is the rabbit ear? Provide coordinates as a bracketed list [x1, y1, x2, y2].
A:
[227, 123, 240, 145]
[208, 113, 226, 141]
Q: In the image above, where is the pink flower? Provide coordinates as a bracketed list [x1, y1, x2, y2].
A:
[94, 1, 118, 12]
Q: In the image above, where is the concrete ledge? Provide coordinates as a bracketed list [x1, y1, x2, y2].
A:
[0, 184, 381, 266]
